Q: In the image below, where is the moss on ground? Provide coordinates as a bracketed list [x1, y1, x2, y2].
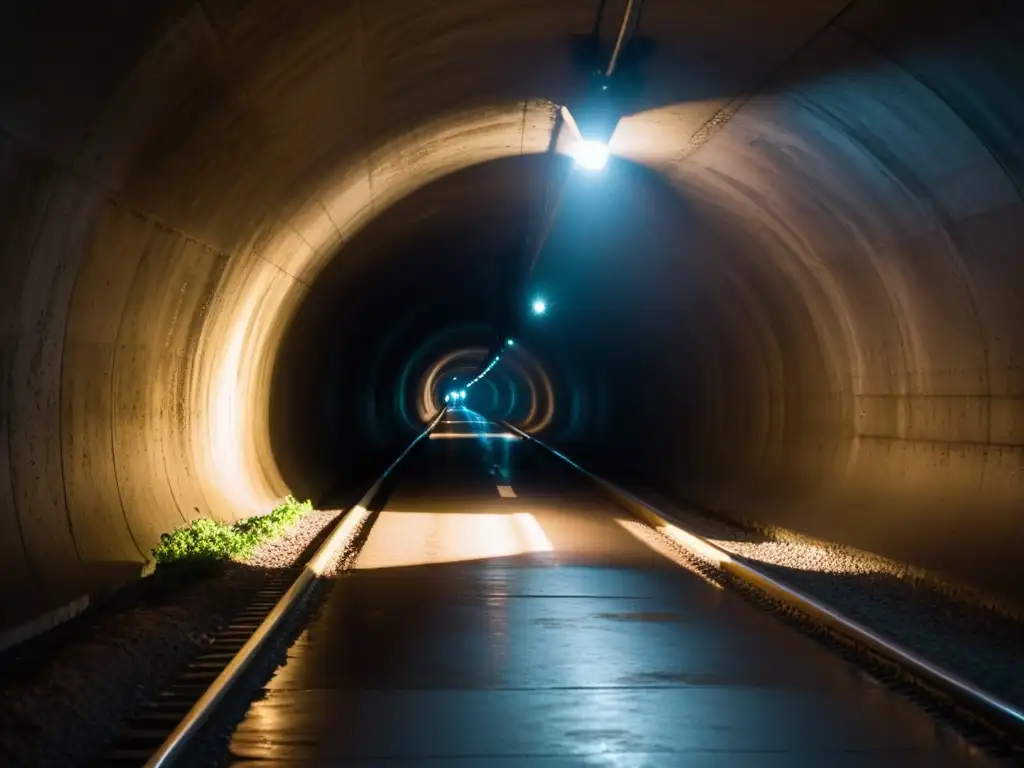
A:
[151, 496, 313, 570]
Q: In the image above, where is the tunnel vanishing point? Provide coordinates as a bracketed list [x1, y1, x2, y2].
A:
[1, 0, 1022, 630]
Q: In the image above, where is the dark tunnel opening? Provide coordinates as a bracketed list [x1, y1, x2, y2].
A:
[1, 0, 1022, 631]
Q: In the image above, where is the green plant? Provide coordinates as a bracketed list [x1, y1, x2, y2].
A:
[152, 496, 313, 568]
[231, 495, 312, 555]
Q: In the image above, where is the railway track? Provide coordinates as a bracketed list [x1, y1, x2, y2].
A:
[502, 420, 1024, 761]
[92, 411, 444, 768]
[97, 570, 298, 766]
[93, 409, 1024, 767]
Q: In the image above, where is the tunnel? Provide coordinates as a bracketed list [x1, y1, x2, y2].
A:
[1, 0, 1022, 632]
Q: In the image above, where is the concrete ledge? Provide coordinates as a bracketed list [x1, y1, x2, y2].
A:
[0, 594, 91, 654]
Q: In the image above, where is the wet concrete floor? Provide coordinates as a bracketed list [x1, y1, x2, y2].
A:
[227, 409, 996, 766]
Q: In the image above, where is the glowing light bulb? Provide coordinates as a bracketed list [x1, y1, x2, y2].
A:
[570, 139, 610, 172]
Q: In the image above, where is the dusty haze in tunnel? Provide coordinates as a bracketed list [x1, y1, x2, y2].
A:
[1, 0, 1022, 627]
[270, 158, 560, 505]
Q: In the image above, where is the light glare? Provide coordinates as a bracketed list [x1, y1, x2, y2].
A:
[571, 139, 610, 172]
[531, 298, 547, 316]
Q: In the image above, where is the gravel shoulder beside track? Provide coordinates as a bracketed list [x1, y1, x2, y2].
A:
[0, 507, 344, 768]
[632, 485, 1024, 712]
[3, 484, 1021, 766]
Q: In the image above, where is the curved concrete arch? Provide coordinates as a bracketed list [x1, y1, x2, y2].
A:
[2, 0, 1023, 627]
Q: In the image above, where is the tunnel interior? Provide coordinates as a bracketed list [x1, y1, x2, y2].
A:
[1, 0, 1022, 628]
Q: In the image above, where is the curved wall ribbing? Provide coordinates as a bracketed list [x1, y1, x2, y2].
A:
[1, 0, 1022, 625]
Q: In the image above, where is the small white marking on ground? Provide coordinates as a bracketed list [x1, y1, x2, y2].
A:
[497, 485, 517, 498]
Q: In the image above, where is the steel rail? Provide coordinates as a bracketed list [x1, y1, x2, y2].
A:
[142, 409, 446, 768]
[501, 420, 1024, 745]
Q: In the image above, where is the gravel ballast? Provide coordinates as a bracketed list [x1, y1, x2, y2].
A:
[0, 506, 345, 768]
[627, 485, 1024, 713]
[3, 484, 1022, 765]
[243, 507, 344, 570]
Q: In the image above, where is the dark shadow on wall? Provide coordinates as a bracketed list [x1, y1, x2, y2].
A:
[501, 80, 1024, 600]
[0, 560, 143, 634]
[268, 155, 562, 506]
[2, 0, 1020, 641]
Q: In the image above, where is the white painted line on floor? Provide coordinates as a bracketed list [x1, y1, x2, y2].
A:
[429, 432, 519, 440]
[497, 485, 516, 498]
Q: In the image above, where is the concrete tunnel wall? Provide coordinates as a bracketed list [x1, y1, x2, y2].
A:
[0, 0, 1022, 626]
[268, 156, 559, 505]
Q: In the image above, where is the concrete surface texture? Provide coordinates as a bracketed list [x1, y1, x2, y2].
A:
[227, 411, 996, 766]
[0, 0, 1022, 626]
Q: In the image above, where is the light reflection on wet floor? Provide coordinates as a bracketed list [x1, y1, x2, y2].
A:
[227, 410, 996, 767]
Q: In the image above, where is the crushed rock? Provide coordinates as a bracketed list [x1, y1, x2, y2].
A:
[633, 486, 1024, 711]
[0, 506, 346, 767]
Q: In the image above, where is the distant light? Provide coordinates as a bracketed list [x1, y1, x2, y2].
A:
[444, 394, 450, 402]
[570, 139, 609, 172]
[531, 297, 547, 316]
[459, 390, 467, 399]
[506, 338, 514, 347]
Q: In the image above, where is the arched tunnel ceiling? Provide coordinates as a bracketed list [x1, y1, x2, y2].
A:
[1, 0, 1023, 627]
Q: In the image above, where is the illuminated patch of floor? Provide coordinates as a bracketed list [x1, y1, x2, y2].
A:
[614, 518, 724, 589]
[356, 511, 552, 569]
